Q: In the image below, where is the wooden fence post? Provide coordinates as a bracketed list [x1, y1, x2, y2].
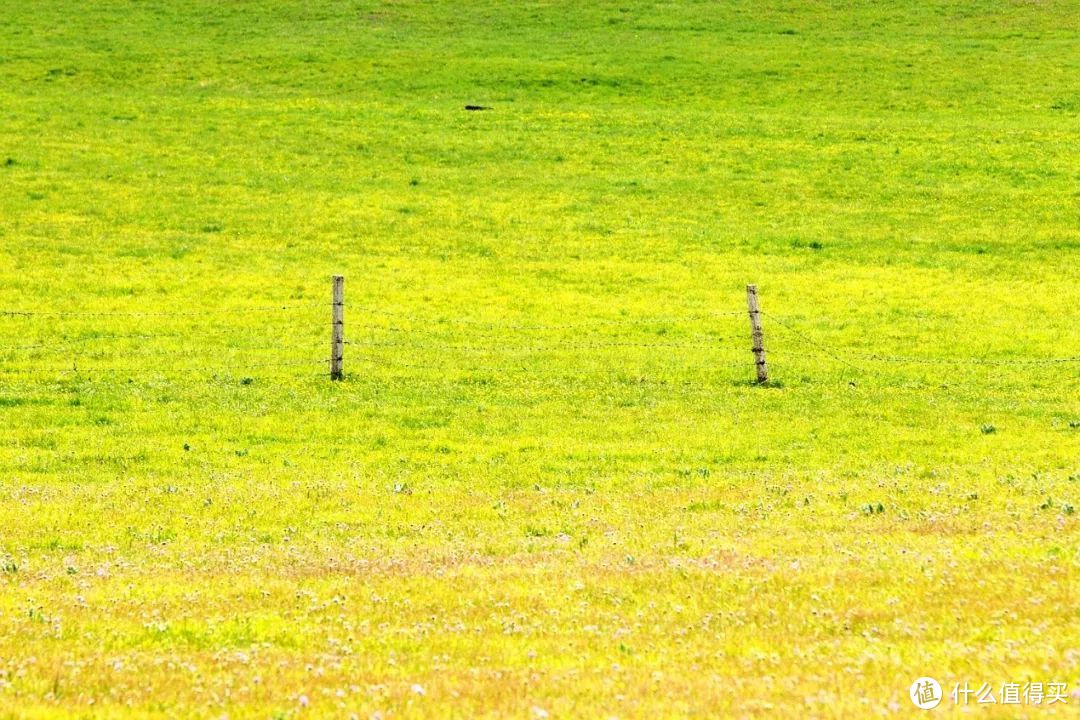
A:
[330, 275, 344, 380]
[746, 284, 768, 384]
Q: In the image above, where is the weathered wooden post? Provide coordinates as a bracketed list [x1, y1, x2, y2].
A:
[746, 284, 768, 384]
[330, 275, 344, 380]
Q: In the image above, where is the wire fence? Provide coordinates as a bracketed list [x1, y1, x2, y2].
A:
[1, 295, 1078, 386]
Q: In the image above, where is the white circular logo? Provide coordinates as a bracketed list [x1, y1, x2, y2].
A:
[910, 677, 943, 710]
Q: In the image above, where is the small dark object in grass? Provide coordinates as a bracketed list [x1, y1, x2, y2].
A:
[464, 105, 492, 111]
[981, 424, 996, 435]
[240, 377, 254, 386]
[3, 157, 15, 167]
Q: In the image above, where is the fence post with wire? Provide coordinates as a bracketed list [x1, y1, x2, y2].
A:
[331, 275, 344, 380]
[746, 284, 768, 384]
[1, 280, 1078, 385]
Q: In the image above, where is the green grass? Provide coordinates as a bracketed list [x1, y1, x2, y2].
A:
[1, 1, 1078, 717]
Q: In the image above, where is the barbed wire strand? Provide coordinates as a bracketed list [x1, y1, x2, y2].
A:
[342, 338, 744, 354]
[347, 304, 746, 330]
[1, 341, 325, 361]
[0, 302, 327, 319]
[757, 312, 863, 371]
[348, 351, 755, 372]
[763, 312, 1080, 368]
[344, 354, 757, 392]
[843, 351, 1080, 366]
[342, 321, 740, 342]
[0, 357, 329, 380]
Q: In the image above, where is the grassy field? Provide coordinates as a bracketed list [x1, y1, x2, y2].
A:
[1, 0, 1079, 717]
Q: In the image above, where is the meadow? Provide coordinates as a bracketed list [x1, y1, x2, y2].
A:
[1, 0, 1078, 717]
